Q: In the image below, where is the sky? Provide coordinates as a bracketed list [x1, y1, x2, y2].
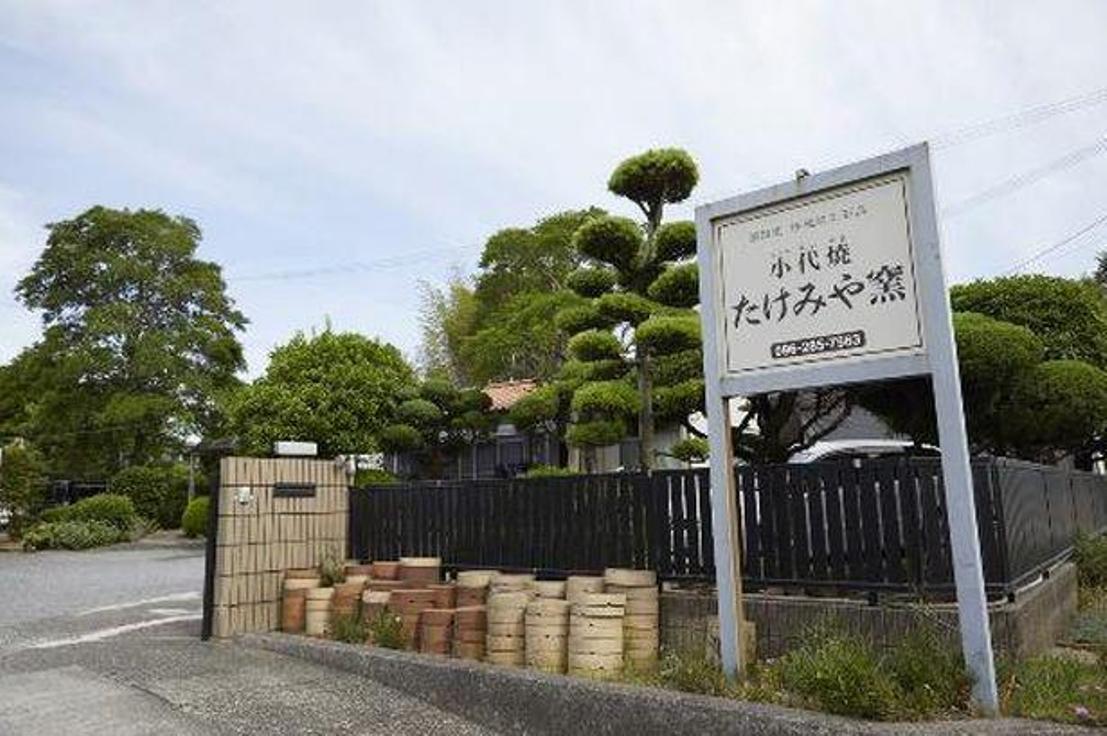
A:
[2, 1, 1106, 376]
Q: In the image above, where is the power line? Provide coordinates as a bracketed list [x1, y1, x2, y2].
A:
[997, 210, 1107, 276]
[227, 243, 482, 283]
[932, 86, 1107, 150]
[944, 135, 1107, 218]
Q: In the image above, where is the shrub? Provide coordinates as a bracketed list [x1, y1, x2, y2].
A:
[648, 263, 699, 308]
[522, 465, 577, 479]
[571, 380, 641, 417]
[48, 493, 137, 531]
[181, 496, 209, 538]
[354, 468, 395, 486]
[669, 437, 709, 464]
[635, 315, 700, 355]
[0, 443, 47, 538]
[572, 215, 642, 270]
[1075, 533, 1107, 587]
[22, 519, 130, 551]
[777, 628, 898, 719]
[568, 330, 623, 362]
[566, 268, 617, 298]
[110, 465, 190, 529]
[566, 419, 626, 448]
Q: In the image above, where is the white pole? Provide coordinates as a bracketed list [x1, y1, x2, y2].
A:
[697, 208, 746, 677]
[910, 147, 999, 713]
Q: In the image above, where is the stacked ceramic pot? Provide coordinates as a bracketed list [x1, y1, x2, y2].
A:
[565, 575, 605, 604]
[455, 570, 493, 607]
[281, 568, 320, 634]
[361, 590, 391, 621]
[489, 573, 534, 595]
[525, 598, 571, 673]
[398, 557, 441, 586]
[387, 589, 437, 649]
[604, 568, 660, 671]
[305, 586, 335, 637]
[533, 580, 566, 599]
[568, 592, 626, 680]
[371, 560, 401, 580]
[428, 583, 456, 609]
[419, 608, 455, 656]
[452, 605, 487, 661]
[485, 591, 530, 666]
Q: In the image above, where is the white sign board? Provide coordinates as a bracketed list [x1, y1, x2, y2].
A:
[695, 144, 999, 713]
[717, 174, 923, 374]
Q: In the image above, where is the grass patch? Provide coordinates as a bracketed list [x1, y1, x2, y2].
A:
[331, 612, 369, 644]
[1075, 533, 1107, 587]
[1000, 654, 1107, 727]
[365, 609, 407, 649]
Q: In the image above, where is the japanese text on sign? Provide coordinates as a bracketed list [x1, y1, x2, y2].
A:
[714, 174, 923, 374]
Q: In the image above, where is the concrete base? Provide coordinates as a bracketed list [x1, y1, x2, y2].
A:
[241, 632, 1084, 735]
[663, 563, 1077, 661]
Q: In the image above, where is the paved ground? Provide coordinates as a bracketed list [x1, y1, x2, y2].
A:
[0, 539, 495, 735]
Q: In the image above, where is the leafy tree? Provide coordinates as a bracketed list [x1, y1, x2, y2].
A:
[228, 330, 415, 457]
[416, 209, 604, 385]
[2, 206, 246, 478]
[860, 308, 1107, 464]
[0, 442, 47, 538]
[950, 275, 1107, 370]
[459, 290, 587, 385]
[474, 208, 605, 313]
[549, 148, 702, 470]
[416, 274, 479, 384]
[378, 379, 494, 479]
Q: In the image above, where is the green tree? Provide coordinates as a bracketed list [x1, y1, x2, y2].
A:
[459, 290, 587, 385]
[1, 207, 246, 478]
[474, 208, 605, 313]
[860, 308, 1107, 464]
[416, 274, 480, 384]
[552, 148, 701, 470]
[0, 442, 47, 538]
[950, 275, 1107, 369]
[378, 379, 494, 479]
[227, 330, 415, 457]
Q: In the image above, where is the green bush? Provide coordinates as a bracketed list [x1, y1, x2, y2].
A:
[46, 493, 137, 531]
[566, 267, 617, 298]
[353, 468, 396, 486]
[110, 465, 190, 529]
[180, 496, 209, 538]
[0, 443, 47, 538]
[22, 519, 131, 551]
[777, 629, 898, 720]
[669, 437, 709, 463]
[522, 465, 577, 478]
[1075, 533, 1107, 587]
[566, 419, 626, 448]
[567, 330, 623, 362]
[654, 651, 735, 697]
[571, 380, 641, 417]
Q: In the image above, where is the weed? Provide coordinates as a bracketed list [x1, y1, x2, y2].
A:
[775, 627, 899, 720]
[1001, 654, 1107, 727]
[366, 609, 407, 649]
[1075, 533, 1107, 587]
[331, 612, 368, 644]
[318, 548, 346, 587]
[883, 625, 970, 718]
[653, 650, 736, 697]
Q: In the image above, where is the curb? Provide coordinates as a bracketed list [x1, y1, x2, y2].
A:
[239, 633, 1088, 735]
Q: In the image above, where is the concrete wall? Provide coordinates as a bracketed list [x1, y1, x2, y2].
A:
[661, 563, 1077, 661]
[211, 456, 348, 638]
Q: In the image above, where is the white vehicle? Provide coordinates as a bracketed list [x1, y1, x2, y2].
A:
[789, 439, 940, 466]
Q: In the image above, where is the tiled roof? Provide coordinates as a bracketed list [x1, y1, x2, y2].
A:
[484, 379, 539, 411]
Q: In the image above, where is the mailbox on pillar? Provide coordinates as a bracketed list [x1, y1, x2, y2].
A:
[695, 143, 999, 712]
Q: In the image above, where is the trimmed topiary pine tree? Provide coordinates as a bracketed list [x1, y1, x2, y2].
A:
[550, 147, 706, 471]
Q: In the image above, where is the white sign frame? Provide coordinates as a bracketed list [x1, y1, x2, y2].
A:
[696, 143, 999, 712]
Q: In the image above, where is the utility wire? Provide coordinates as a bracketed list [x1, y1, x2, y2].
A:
[997, 210, 1107, 276]
[932, 86, 1107, 150]
[227, 243, 481, 283]
[943, 135, 1107, 218]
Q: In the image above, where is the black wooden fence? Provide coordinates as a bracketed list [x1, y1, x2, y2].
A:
[348, 457, 1107, 598]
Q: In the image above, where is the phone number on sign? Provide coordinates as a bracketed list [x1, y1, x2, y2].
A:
[770, 330, 867, 359]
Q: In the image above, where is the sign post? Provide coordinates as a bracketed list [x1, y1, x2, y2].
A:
[695, 143, 998, 712]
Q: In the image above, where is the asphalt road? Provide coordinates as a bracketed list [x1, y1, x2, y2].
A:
[0, 538, 496, 735]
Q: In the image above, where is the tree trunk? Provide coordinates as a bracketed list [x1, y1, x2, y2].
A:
[638, 353, 654, 471]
